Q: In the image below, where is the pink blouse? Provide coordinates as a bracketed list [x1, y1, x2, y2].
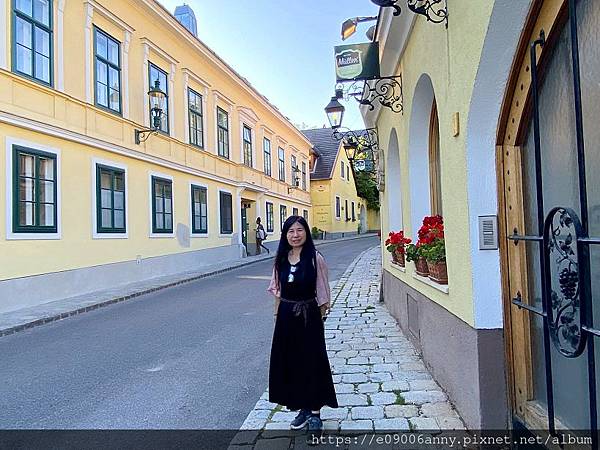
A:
[267, 252, 331, 306]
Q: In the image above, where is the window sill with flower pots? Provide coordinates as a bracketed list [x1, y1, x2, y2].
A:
[385, 215, 449, 294]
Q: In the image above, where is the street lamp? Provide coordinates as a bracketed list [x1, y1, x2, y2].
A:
[341, 16, 378, 40]
[135, 80, 167, 144]
[324, 95, 345, 129]
[343, 137, 359, 162]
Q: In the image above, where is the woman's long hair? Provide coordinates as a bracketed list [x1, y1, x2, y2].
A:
[274, 215, 316, 283]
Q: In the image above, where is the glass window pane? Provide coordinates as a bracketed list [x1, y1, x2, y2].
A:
[165, 214, 172, 230]
[156, 213, 163, 229]
[19, 178, 35, 201]
[108, 39, 119, 66]
[96, 83, 107, 106]
[19, 154, 35, 177]
[41, 203, 54, 226]
[41, 180, 53, 202]
[109, 88, 120, 111]
[200, 201, 207, 216]
[34, 53, 50, 83]
[114, 210, 124, 229]
[16, 0, 33, 16]
[109, 67, 119, 90]
[35, 28, 49, 57]
[16, 17, 32, 47]
[100, 171, 111, 189]
[20, 202, 34, 226]
[155, 197, 163, 213]
[163, 183, 172, 198]
[16, 45, 33, 75]
[97, 62, 107, 85]
[114, 191, 124, 210]
[96, 32, 107, 59]
[101, 209, 112, 228]
[194, 203, 200, 216]
[114, 173, 124, 191]
[165, 199, 172, 214]
[101, 189, 112, 208]
[33, 0, 50, 26]
[39, 156, 53, 179]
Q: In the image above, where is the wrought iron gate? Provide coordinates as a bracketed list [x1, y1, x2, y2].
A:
[509, 0, 600, 447]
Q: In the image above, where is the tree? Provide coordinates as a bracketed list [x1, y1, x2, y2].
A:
[354, 170, 380, 211]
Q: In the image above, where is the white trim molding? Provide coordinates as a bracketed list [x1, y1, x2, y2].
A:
[5, 137, 62, 240]
[148, 171, 175, 238]
[91, 157, 129, 239]
[183, 68, 210, 148]
[84, 2, 94, 103]
[188, 180, 209, 237]
[56, 0, 66, 91]
[122, 31, 132, 119]
[0, 0, 7, 70]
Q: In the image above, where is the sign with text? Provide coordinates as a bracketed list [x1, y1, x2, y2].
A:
[334, 42, 380, 82]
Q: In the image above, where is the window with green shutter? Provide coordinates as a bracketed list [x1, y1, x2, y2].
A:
[94, 27, 121, 114]
[188, 88, 204, 148]
[13, 145, 57, 233]
[152, 176, 173, 233]
[280, 205, 287, 231]
[96, 164, 125, 233]
[219, 191, 233, 234]
[243, 125, 253, 167]
[12, 0, 53, 86]
[266, 201, 274, 232]
[263, 138, 272, 176]
[217, 107, 229, 158]
[191, 185, 208, 234]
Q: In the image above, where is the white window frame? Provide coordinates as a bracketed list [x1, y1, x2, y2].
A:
[213, 90, 234, 158]
[92, 157, 128, 239]
[240, 123, 254, 168]
[341, 161, 345, 180]
[183, 69, 210, 149]
[5, 137, 62, 240]
[189, 181, 209, 237]
[335, 195, 341, 221]
[218, 187, 235, 237]
[148, 171, 175, 238]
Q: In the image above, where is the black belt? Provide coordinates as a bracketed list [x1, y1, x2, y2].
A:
[280, 297, 315, 326]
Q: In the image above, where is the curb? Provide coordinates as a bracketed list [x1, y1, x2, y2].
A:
[0, 234, 377, 338]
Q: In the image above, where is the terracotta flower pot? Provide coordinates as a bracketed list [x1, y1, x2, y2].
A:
[392, 248, 405, 267]
[428, 260, 448, 285]
[414, 257, 429, 277]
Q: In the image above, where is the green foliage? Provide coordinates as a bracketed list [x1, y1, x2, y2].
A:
[354, 171, 380, 211]
[404, 243, 420, 263]
[311, 226, 323, 240]
[420, 239, 446, 263]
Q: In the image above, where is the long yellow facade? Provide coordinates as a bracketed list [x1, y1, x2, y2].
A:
[0, 0, 312, 312]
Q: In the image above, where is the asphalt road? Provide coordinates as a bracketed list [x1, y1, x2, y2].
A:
[0, 236, 378, 430]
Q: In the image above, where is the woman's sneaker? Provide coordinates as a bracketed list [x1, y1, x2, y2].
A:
[290, 409, 311, 430]
[307, 414, 323, 441]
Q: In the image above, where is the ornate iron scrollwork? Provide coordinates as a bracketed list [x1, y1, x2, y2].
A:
[407, 0, 448, 27]
[332, 127, 379, 174]
[544, 207, 587, 358]
[337, 76, 403, 114]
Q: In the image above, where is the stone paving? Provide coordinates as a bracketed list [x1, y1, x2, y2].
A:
[231, 246, 465, 448]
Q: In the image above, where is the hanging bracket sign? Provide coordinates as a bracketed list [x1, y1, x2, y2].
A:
[334, 42, 380, 82]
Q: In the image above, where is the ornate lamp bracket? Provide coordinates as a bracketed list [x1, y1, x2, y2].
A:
[336, 75, 403, 114]
[375, 0, 448, 28]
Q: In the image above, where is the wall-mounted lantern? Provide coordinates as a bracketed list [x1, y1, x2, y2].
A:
[135, 80, 167, 144]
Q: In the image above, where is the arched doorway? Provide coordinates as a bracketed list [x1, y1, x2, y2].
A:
[499, 0, 600, 441]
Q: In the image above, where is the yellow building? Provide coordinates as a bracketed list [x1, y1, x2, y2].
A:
[0, 0, 312, 313]
[363, 0, 600, 436]
[302, 127, 373, 238]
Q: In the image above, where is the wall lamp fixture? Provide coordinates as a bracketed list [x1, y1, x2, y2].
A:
[341, 16, 378, 40]
[371, 0, 448, 28]
[135, 80, 167, 144]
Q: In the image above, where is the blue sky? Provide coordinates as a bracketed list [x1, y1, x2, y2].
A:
[157, 0, 379, 131]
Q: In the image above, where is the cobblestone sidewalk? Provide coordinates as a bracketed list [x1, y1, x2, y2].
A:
[231, 246, 465, 449]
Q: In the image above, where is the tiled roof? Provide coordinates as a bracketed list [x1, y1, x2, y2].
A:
[301, 128, 342, 180]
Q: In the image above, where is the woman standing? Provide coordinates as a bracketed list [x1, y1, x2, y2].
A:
[255, 217, 269, 255]
[267, 215, 338, 436]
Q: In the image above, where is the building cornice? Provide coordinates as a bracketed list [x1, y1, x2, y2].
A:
[141, 0, 314, 150]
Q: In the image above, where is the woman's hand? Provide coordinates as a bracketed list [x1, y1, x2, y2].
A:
[320, 303, 329, 318]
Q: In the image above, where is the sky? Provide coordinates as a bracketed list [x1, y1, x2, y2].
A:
[157, 0, 379, 131]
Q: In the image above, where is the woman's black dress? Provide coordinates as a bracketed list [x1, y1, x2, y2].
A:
[268, 257, 338, 411]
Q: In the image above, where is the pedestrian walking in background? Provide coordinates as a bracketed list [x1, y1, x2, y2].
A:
[267, 215, 338, 438]
[255, 217, 269, 255]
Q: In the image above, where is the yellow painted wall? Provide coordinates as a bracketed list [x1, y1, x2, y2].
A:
[376, 2, 495, 326]
[0, 0, 312, 281]
[309, 142, 362, 234]
[366, 208, 380, 231]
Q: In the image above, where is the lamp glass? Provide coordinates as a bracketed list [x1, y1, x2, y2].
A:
[325, 96, 345, 129]
[344, 141, 357, 161]
[341, 19, 357, 40]
[148, 80, 167, 111]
